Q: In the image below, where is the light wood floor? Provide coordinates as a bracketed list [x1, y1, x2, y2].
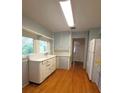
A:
[23, 62, 100, 93]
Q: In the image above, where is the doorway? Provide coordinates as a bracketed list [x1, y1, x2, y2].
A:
[72, 38, 85, 67]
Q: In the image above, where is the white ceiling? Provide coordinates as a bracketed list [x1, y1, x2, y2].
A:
[22, 0, 101, 32]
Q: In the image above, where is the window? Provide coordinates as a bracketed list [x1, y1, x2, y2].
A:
[40, 41, 50, 54]
[22, 36, 33, 55]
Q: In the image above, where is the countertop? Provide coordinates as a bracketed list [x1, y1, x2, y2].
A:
[29, 55, 56, 62]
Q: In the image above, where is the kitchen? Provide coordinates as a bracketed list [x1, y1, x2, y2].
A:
[22, 0, 101, 93]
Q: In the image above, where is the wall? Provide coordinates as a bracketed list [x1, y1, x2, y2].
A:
[22, 15, 53, 38]
[22, 16, 54, 87]
[22, 16, 54, 54]
[72, 31, 88, 38]
[22, 15, 55, 54]
[54, 32, 71, 69]
[89, 28, 101, 40]
[54, 31, 89, 69]
[54, 32, 70, 51]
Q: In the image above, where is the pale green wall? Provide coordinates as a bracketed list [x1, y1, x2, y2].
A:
[54, 32, 71, 69]
[22, 16, 53, 38]
[54, 32, 70, 51]
[54, 31, 89, 69]
[22, 16, 54, 87]
[89, 28, 101, 39]
[72, 31, 88, 38]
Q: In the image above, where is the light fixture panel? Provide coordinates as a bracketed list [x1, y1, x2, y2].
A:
[59, 0, 74, 27]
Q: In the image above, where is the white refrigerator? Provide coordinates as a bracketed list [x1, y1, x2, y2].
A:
[87, 39, 96, 80]
[86, 38, 101, 91]
[92, 39, 101, 91]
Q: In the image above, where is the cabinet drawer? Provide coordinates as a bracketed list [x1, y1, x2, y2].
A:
[42, 60, 50, 65]
[45, 63, 51, 67]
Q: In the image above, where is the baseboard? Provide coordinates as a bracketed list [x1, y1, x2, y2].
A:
[22, 82, 29, 88]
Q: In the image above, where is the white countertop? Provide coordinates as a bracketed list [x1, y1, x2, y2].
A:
[29, 55, 56, 62]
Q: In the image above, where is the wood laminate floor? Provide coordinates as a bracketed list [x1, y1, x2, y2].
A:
[23, 62, 100, 93]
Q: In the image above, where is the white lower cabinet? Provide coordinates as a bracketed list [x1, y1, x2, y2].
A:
[29, 56, 56, 84]
[51, 57, 56, 72]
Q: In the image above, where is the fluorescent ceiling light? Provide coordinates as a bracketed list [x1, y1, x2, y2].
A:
[59, 0, 74, 27]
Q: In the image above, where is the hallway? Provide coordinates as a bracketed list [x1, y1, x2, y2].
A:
[23, 63, 100, 93]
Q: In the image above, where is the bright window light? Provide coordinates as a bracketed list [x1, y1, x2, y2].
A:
[59, 0, 74, 27]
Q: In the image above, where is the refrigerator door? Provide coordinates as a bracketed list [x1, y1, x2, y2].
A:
[92, 39, 101, 91]
[87, 39, 95, 80]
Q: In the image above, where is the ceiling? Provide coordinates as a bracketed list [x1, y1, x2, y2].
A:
[22, 0, 101, 32]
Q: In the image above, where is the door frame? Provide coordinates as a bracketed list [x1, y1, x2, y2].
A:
[71, 38, 86, 67]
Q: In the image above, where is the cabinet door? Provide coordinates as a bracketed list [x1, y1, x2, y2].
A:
[40, 63, 45, 82]
[22, 61, 28, 87]
[44, 60, 51, 78]
[42, 57, 57, 81]
[52, 57, 56, 71]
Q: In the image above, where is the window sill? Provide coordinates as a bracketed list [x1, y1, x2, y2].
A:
[22, 53, 34, 62]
